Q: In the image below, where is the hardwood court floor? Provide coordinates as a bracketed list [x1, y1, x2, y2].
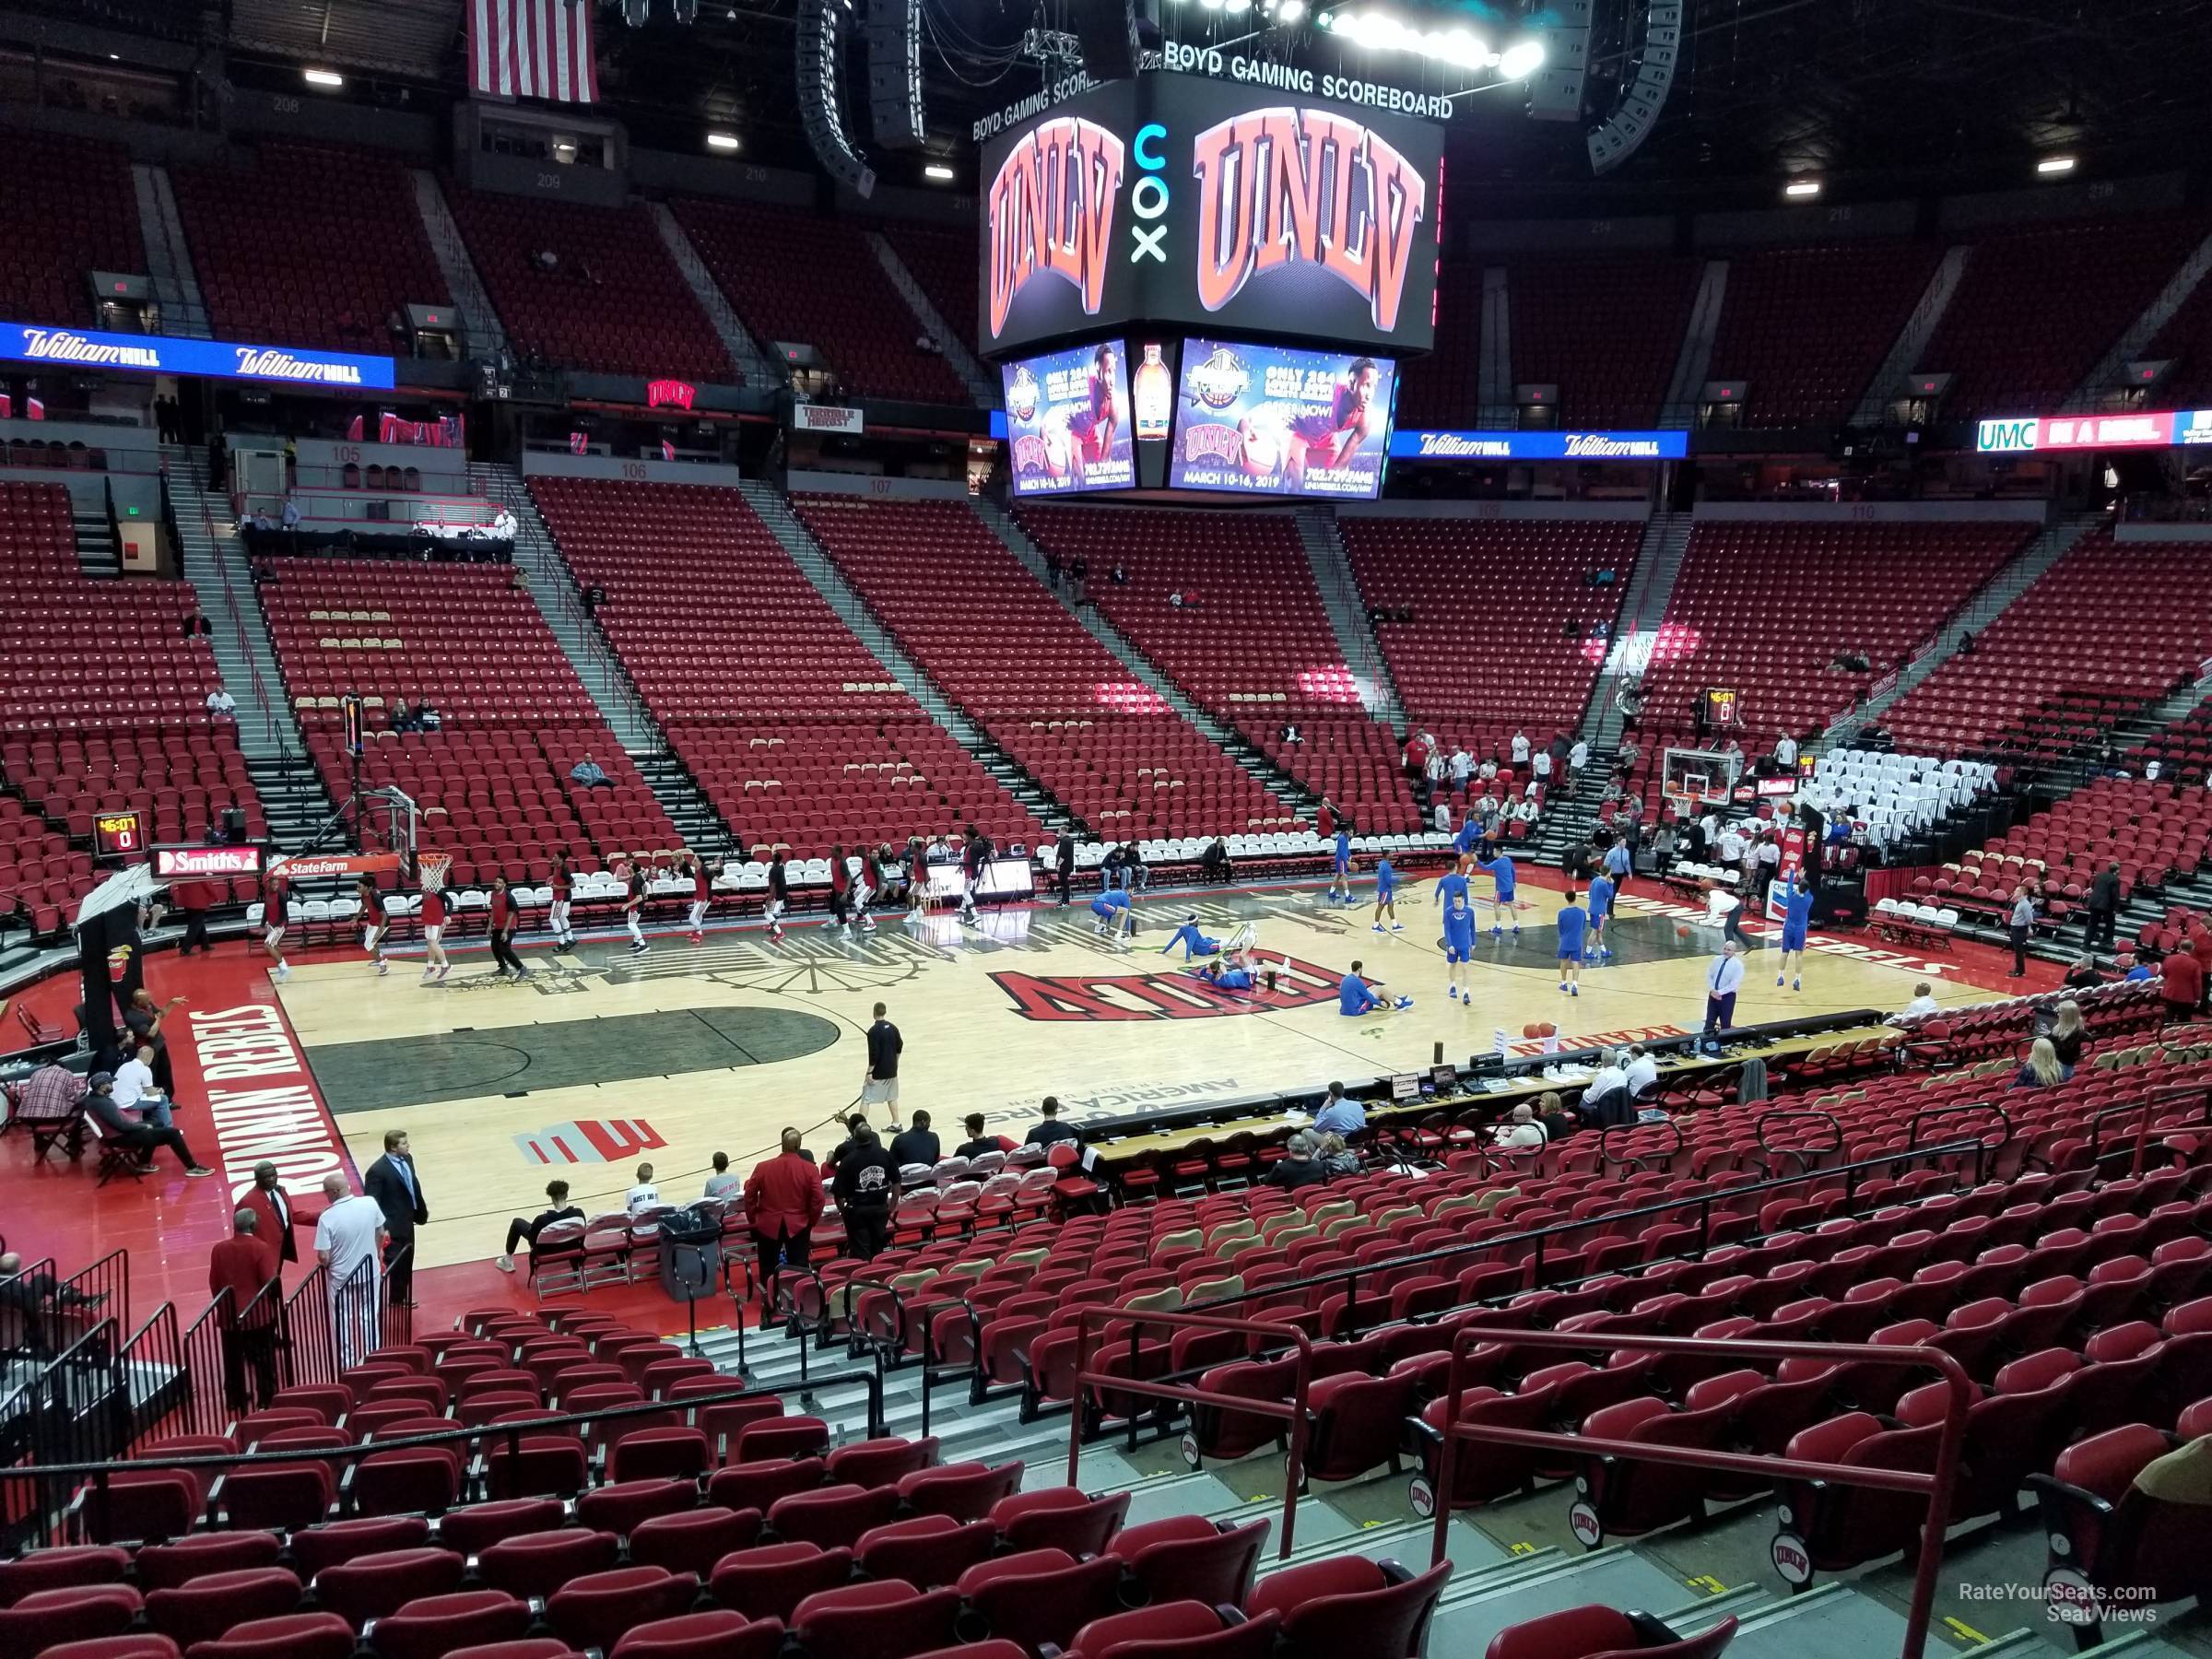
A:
[267, 879, 1994, 1271]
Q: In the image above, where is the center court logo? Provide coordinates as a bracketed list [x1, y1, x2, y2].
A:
[514, 1118, 666, 1166]
[992, 954, 1344, 1021]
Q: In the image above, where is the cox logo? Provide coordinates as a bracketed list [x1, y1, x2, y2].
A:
[1131, 122, 1169, 266]
[1977, 418, 2041, 453]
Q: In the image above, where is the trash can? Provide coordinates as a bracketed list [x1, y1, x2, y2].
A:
[657, 1204, 724, 1304]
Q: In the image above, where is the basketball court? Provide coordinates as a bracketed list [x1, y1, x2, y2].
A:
[245, 869, 1993, 1271]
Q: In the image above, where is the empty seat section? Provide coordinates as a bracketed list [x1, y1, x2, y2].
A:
[1018, 505, 1418, 831]
[876, 221, 979, 369]
[0, 483, 263, 933]
[1640, 522, 2026, 747]
[253, 555, 677, 885]
[791, 496, 1295, 841]
[171, 143, 450, 354]
[1392, 264, 1482, 428]
[670, 199, 966, 404]
[1336, 516, 1642, 764]
[444, 188, 732, 382]
[0, 133, 141, 326]
[1704, 240, 1943, 428]
[1913, 216, 2206, 420]
[1507, 253, 1700, 428]
[1888, 532, 2212, 757]
[527, 477, 1041, 858]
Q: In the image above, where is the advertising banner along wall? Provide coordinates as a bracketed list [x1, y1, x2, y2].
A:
[1002, 340, 1136, 497]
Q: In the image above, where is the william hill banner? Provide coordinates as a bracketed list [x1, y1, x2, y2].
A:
[979, 70, 1443, 359]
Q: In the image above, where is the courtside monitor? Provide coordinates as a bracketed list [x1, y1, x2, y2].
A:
[1001, 340, 1136, 498]
[1169, 338, 1395, 500]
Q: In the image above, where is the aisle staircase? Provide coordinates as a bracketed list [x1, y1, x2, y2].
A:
[968, 499, 1313, 817]
[736, 481, 1069, 831]
[73, 500, 117, 578]
[164, 444, 330, 852]
[411, 171, 507, 362]
[131, 164, 212, 339]
[1821, 511, 2104, 747]
[1852, 245, 1971, 427]
[1297, 507, 1404, 727]
[1659, 263, 1729, 429]
[648, 203, 784, 393]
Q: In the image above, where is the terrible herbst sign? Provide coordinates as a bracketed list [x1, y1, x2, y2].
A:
[979, 70, 1443, 359]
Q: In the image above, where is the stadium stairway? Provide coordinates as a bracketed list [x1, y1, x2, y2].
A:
[470, 463, 734, 853]
[865, 229, 996, 407]
[738, 481, 1071, 832]
[166, 442, 332, 853]
[1851, 246, 1973, 427]
[411, 171, 508, 363]
[1822, 510, 2106, 747]
[647, 203, 785, 394]
[1660, 263, 1730, 429]
[2066, 223, 2212, 410]
[1295, 507, 1406, 727]
[1478, 265, 1515, 425]
[72, 499, 117, 580]
[129, 163, 211, 340]
[969, 499, 1315, 819]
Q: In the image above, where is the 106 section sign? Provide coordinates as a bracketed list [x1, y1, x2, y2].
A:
[980, 70, 1443, 359]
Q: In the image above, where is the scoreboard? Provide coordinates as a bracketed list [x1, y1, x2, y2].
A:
[92, 809, 146, 859]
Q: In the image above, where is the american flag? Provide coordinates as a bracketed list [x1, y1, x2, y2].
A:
[470, 0, 599, 104]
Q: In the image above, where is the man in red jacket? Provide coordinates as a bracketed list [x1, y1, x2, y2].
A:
[743, 1127, 825, 1323]
[2163, 939, 2205, 1018]
[208, 1206, 280, 1409]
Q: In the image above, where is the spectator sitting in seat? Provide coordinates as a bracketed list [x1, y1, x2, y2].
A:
[414, 697, 441, 732]
[87, 1072, 212, 1176]
[955, 1112, 1013, 1160]
[1, 1252, 106, 1359]
[2063, 956, 2103, 991]
[495, 1180, 586, 1274]
[2013, 1036, 2073, 1090]
[1025, 1095, 1081, 1147]
[206, 686, 236, 721]
[1313, 1131, 1361, 1178]
[389, 697, 414, 734]
[570, 757, 612, 789]
[1265, 1132, 1331, 1190]
[1201, 838, 1230, 884]
[1536, 1092, 1580, 1142]
[1491, 1102, 1547, 1150]
[703, 1153, 741, 1200]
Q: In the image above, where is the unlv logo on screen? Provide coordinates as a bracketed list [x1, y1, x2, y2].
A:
[987, 116, 1127, 339]
[1193, 108, 1429, 332]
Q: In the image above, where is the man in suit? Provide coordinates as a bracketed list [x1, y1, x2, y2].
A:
[240, 1160, 303, 1266]
[363, 1128, 429, 1306]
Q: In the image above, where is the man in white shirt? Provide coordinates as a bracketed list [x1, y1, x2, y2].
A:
[1716, 824, 1746, 865]
[1585, 1049, 1629, 1107]
[313, 1172, 387, 1370]
[1703, 942, 1747, 1047]
[1775, 732, 1799, 770]
[1477, 757, 1499, 782]
[1491, 1102, 1546, 1150]
[1624, 1044, 1660, 1099]
[626, 1162, 662, 1214]
[112, 1044, 171, 1128]
[1892, 982, 1942, 1023]
[1531, 749, 1553, 782]
[280, 495, 302, 532]
[1449, 747, 1473, 790]
[206, 688, 236, 720]
[1511, 731, 1531, 765]
[1569, 739, 1590, 773]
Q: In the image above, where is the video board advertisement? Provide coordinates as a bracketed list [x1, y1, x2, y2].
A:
[1001, 340, 1136, 498]
[1168, 338, 1395, 500]
[979, 70, 1443, 359]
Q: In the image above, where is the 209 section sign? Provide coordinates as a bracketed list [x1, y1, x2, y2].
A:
[980, 70, 1443, 359]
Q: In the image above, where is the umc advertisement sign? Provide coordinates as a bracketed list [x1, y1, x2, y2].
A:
[980, 71, 1443, 359]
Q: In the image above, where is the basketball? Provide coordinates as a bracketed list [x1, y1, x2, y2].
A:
[1539, 1022, 1558, 1039]
[1677, 924, 1694, 939]
[1522, 1022, 1539, 1038]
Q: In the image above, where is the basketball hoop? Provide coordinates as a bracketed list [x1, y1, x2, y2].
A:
[418, 852, 453, 893]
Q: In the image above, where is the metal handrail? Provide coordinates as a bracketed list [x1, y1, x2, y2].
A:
[1600, 1117, 1680, 1172]
[1753, 1108, 1843, 1172]
[1067, 1306, 1313, 1557]
[1427, 1324, 1973, 1659]
[1906, 1101, 2012, 1153]
[2087, 1082, 2212, 1180]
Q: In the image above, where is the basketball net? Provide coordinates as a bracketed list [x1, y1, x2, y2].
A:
[418, 852, 453, 893]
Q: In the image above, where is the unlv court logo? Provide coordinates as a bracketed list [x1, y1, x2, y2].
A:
[1194, 108, 1428, 331]
[992, 955, 1345, 1021]
[988, 117, 1127, 338]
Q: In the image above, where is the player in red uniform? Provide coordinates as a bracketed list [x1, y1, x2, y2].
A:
[1284, 358, 1382, 488]
[418, 880, 451, 983]
[623, 861, 650, 957]
[1064, 342, 1122, 467]
[263, 870, 291, 983]
[686, 853, 712, 943]
[547, 852, 574, 948]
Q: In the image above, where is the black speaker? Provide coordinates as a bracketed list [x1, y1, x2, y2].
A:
[866, 0, 925, 151]
[797, 0, 876, 197]
[222, 806, 247, 841]
[1074, 2, 1139, 81]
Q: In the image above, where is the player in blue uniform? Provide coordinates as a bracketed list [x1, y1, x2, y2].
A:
[1585, 870, 1616, 963]
[1555, 890, 1589, 995]
[1435, 855, 1477, 1003]
[1089, 886, 1135, 944]
[1162, 915, 1219, 959]
[1777, 868, 1816, 990]
[1476, 852, 1521, 936]
[1330, 827, 1355, 906]
[1371, 854, 1403, 933]
[1453, 816, 1483, 860]
[1338, 959, 1411, 1016]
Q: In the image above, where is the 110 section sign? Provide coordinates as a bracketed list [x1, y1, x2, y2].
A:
[980, 70, 1443, 359]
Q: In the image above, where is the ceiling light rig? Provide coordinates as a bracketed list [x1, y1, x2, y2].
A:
[1312, 6, 1545, 78]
